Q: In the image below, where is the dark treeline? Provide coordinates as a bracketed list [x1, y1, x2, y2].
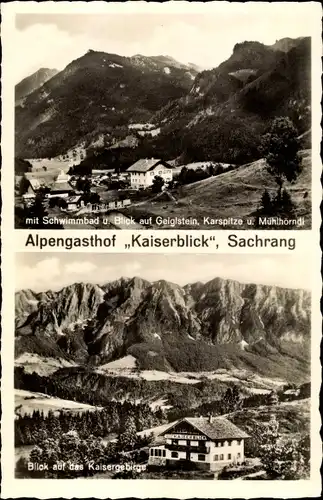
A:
[14, 366, 230, 409]
[15, 367, 310, 423]
[15, 157, 32, 174]
[15, 400, 163, 447]
[176, 163, 236, 186]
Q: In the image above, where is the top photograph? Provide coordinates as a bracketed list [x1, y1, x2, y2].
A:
[13, 7, 315, 230]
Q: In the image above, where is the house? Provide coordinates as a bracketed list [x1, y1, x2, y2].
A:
[24, 178, 41, 195]
[108, 198, 131, 210]
[119, 172, 130, 181]
[93, 169, 115, 175]
[148, 416, 249, 471]
[48, 181, 74, 199]
[127, 158, 173, 189]
[66, 195, 84, 211]
[22, 193, 36, 207]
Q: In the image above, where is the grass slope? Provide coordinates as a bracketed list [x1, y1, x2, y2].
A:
[124, 150, 311, 229]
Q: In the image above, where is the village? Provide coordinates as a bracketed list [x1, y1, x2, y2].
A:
[15, 149, 228, 228]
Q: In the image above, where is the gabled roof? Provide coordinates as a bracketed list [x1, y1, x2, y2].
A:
[29, 178, 41, 190]
[127, 158, 167, 172]
[161, 417, 249, 440]
[67, 195, 82, 203]
[51, 181, 74, 192]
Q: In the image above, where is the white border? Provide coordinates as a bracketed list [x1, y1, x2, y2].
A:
[1, 1, 322, 498]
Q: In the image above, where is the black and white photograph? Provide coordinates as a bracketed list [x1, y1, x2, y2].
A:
[13, 5, 315, 230]
[15, 253, 311, 480]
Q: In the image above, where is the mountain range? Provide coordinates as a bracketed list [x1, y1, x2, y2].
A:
[15, 52, 197, 158]
[15, 276, 310, 381]
[15, 36, 311, 164]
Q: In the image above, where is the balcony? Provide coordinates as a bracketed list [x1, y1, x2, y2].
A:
[165, 444, 210, 454]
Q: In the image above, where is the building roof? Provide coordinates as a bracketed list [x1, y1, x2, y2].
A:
[22, 193, 36, 199]
[127, 158, 164, 173]
[67, 195, 82, 203]
[161, 417, 250, 441]
[29, 178, 41, 190]
[56, 169, 70, 182]
[51, 181, 74, 192]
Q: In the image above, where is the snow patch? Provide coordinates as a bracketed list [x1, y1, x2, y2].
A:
[153, 333, 161, 340]
[240, 340, 249, 350]
[187, 334, 195, 340]
[15, 354, 77, 376]
[15, 389, 100, 416]
[26, 299, 39, 306]
[98, 355, 137, 370]
[109, 63, 123, 69]
[164, 67, 171, 74]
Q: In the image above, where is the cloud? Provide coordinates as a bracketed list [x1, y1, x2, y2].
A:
[17, 257, 61, 291]
[13, 7, 315, 82]
[65, 261, 97, 275]
[16, 254, 311, 293]
[13, 23, 94, 82]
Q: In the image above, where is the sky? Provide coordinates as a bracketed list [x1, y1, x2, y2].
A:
[15, 253, 311, 292]
[13, 4, 314, 82]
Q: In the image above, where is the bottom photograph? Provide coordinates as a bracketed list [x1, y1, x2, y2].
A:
[14, 253, 311, 480]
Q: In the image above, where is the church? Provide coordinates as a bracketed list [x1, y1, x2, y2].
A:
[148, 416, 249, 471]
[48, 170, 74, 198]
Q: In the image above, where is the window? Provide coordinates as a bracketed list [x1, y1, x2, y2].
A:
[150, 449, 154, 456]
[237, 440, 241, 445]
[228, 441, 232, 446]
[220, 454, 224, 460]
[237, 453, 241, 459]
[214, 455, 219, 461]
[228, 454, 232, 460]
[191, 441, 198, 447]
[163, 450, 166, 457]
[172, 440, 178, 445]
[198, 454, 206, 461]
[171, 452, 178, 458]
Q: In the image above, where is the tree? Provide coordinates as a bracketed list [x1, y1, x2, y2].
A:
[152, 175, 165, 193]
[19, 175, 30, 195]
[118, 415, 138, 451]
[281, 189, 294, 213]
[261, 117, 302, 200]
[268, 391, 279, 405]
[49, 197, 58, 208]
[76, 177, 91, 193]
[254, 415, 310, 479]
[220, 385, 242, 413]
[57, 198, 68, 209]
[15, 157, 32, 174]
[260, 189, 273, 215]
[27, 194, 47, 226]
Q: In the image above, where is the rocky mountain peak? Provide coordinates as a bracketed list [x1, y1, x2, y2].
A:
[16, 275, 310, 378]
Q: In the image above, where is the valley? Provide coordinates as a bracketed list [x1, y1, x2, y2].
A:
[14, 36, 312, 230]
